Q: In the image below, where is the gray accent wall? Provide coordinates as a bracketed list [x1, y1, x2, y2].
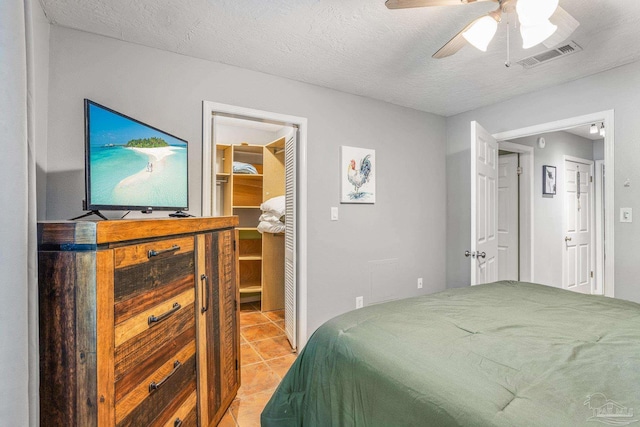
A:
[446, 59, 640, 303]
[45, 27, 447, 337]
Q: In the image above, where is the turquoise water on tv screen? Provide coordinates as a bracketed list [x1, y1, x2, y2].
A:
[88, 103, 188, 209]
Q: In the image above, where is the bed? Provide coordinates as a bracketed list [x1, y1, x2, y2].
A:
[261, 281, 640, 426]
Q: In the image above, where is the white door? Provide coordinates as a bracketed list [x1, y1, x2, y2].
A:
[471, 122, 498, 285]
[284, 131, 297, 348]
[563, 159, 593, 294]
[498, 153, 519, 281]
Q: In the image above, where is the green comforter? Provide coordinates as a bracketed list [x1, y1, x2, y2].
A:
[261, 281, 640, 426]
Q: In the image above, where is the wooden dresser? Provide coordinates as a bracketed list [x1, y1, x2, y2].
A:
[37, 217, 240, 427]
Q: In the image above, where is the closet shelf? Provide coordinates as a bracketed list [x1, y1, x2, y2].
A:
[233, 173, 263, 178]
[233, 145, 263, 154]
[239, 284, 262, 294]
[239, 255, 262, 261]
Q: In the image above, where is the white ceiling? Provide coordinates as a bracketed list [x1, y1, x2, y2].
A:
[39, 0, 640, 116]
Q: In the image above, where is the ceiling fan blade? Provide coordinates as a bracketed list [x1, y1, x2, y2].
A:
[432, 12, 497, 58]
[432, 29, 468, 58]
[385, 0, 493, 10]
[543, 6, 580, 48]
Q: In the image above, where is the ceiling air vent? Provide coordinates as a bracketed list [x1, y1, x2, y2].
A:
[516, 41, 582, 69]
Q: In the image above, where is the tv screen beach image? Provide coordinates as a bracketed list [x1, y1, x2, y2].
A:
[88, 103, 188, 209]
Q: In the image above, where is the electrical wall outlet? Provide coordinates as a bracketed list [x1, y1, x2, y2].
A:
[417, 278, 423, 289]
[355, 296, 364, 309]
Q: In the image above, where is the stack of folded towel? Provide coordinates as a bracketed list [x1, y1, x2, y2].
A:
[233, 161, 258, 174]
[258, 196, 285, 234]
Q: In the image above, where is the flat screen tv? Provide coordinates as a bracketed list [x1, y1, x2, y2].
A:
[84, 99, 188, 213]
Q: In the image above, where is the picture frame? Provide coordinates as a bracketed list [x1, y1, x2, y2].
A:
[341, 146, 375, 203]
[543, 165, 556, 195]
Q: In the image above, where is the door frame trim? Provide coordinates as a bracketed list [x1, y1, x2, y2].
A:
[201, 100, 310, 348]
[594, 160, 605, 295]
[493, 110, 614, 297]
[498, 141, 534, 282]
[562, 156, 595, 293]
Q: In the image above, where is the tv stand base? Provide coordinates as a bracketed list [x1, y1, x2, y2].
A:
[70, 210, 108, 221]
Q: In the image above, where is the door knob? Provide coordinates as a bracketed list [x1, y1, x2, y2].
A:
[565, 236, 572, 242]
[477, 252, 486, 259]
[465, 250, 476, 258]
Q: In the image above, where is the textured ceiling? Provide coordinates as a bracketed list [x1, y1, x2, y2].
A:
[39, 0, 640, 116]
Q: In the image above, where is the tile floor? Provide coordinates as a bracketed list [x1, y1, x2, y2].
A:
[217, 302, 296, 427]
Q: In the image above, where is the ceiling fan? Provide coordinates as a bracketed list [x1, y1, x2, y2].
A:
[385, 0, 579, 59]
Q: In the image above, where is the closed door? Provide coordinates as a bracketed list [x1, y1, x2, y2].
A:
[471, 122, 498, 285]
[498, 153, 519, 281]
[563, 159, 593, 294]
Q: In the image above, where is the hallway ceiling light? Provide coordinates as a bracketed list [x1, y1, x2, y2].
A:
[590, 124, 598, 134]
[599, 123, 606, 137]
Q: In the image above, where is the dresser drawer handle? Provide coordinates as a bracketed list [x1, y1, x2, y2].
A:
[148, 245, 180, 258]
[174, 418, 183, 427]
[200, 274, 209, 314]
[149, 360, 181, 393]
[148, 302, 181, 326]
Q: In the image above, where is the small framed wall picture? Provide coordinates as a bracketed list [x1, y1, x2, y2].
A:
[543, 165, 556, 195]
[341, 146, 375, 203]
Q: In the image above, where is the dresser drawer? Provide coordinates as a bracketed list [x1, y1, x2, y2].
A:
[114, 289, 195, 349]
[113, 236, 195, 324]
[114, 348, 197, 427]
[114, 289, 196, 388]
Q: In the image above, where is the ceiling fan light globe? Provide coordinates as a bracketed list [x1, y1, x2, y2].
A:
[462, 15, 498, 52]
[520, 20, 558, 49]
[516, 0, 559, 25]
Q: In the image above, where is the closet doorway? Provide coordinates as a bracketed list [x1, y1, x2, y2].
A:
[201, 101, 308, 351]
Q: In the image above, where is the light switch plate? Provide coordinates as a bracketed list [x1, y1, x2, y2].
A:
[331, 207, 339, 221]
[620, 207, 633, 223]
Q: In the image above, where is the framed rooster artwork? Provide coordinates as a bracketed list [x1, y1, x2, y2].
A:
[341, 146, 375, 203]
